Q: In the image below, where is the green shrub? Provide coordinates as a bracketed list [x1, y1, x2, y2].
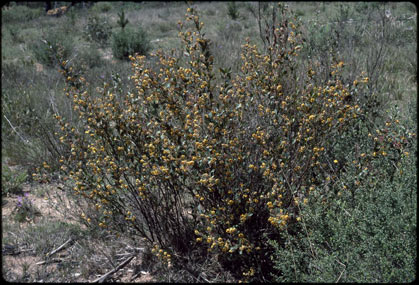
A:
[116, 9, 129, 30]
[111, 26, 150, 60]
[227, 2, 239, 20]
[2, 165, 28, 196]
[30, 29, 74, 67]
[84, 14, 112, 46]
[75, 46, 104, 69]
[1, 56, 74, 170]
[270, 120, 416, 282]
[6, 26, 25, 44]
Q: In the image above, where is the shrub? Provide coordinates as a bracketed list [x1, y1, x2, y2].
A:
[35, 4, 415, 282]
[227, 2, 239, 20]
[75, 46, 104, 69]
[2, 165, 28, 197]
[111, 26, 150, 60]
[270, 116, 417, 282]
[30, 29, 74, 67]
[116, 9, 129, 30]
[84, 14, 112, 46]
[1, 58, 71, 169]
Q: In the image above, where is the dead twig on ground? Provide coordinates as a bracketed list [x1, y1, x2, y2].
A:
[36, 258, 65, 265]
[46, 238, 73, 257]
[91, 255, 136, 283]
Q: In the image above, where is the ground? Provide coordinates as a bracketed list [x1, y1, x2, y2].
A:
[2, 165, 155, 282]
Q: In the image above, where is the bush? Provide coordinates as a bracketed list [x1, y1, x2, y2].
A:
[75, 46, 104, 69]
[36, 4, 416, 282]
[84, 14, 112, 46]
[270, 119, 416, 282]
[227, 2, 239, 20]
[2, 165, 28, 197]
[111, 26, 150, 60]
[30, 29, 74, 67]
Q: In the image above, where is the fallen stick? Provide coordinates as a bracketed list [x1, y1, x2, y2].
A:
[46, 238, 73, 257]
[36, 258, 63, 265]
[129, 271, 142, 282]
[91, 255, 135, 283]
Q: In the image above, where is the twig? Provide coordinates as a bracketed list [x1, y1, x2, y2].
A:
[7, 231, 18, 239]
[3, 115, 29, 144]
[335, 268, 346, 283]
[130, 270, 148, 282]
[91, 255, 135, 283]
[335, 259, 346, 283]
[46, 238, 73, 257]
[198, 273, 210, 283]
[36, 258, 64, 265]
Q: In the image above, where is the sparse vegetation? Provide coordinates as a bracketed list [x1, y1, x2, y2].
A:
[2, 1, 416, 283]
[2, 165, 28, 196]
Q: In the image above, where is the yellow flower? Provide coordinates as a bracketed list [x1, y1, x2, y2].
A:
[226, 227, 237, 234]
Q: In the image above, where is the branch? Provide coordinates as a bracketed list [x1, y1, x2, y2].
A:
[46, 238, 73, 257]
[3, 115, 29, 144]
[91, 255, 135, 283]
[36, 258, 64, 265]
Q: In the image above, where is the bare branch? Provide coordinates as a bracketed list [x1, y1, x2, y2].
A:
[46, 238, 73, 257]
[91, 255, 135, 283]
[3, 115, 29, 144]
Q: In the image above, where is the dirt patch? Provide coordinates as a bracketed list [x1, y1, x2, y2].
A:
[35, 63, 43, 73]
[2, 180, 156, 282]
[2, 255, 43, 282]
[98, 48, 114, 61]
[2, 182, 79, 226]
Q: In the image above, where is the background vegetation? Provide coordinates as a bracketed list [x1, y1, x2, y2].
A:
[2, 1, 416, 282]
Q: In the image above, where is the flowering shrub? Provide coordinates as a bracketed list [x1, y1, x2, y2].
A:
[34, 4, 416, 281]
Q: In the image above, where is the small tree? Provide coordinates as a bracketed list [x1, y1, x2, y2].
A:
[117, 9, 129, 30]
